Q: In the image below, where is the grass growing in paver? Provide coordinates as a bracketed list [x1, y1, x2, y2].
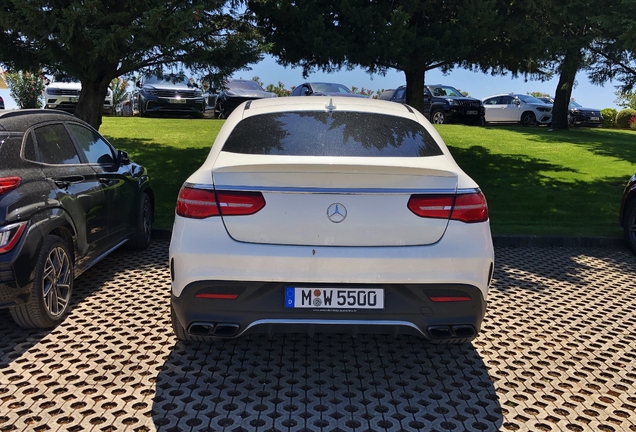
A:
[101, 117, 635, 237]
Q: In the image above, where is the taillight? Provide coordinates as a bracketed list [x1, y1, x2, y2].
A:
[176, 186, 265, 219]
[0, 177, 21, 195]
[451, 191, 488, 223]
[0, 222, 27, 253]
[407, 190, 488, 223]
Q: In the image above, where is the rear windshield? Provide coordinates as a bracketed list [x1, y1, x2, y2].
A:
[222, 111, 443, 157]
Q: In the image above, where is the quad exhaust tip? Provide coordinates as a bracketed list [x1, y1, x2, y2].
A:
[188, 322, 240, 337]
[427, 324, 476, 339]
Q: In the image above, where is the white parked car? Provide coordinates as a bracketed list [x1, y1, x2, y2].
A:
[169, 97, 494, 343]
[482, 93, 552, 126]
[44, 77, 113, 114]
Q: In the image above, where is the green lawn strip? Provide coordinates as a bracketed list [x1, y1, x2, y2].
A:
[101, 117, 635, 237]
[101, 117, 223, 228]
[435, 125, 635, 237]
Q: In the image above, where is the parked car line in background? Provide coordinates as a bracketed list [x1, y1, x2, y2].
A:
[44, 75, 113, 115]
[211, 79, 277, 119]
[482, 93, 552, 126]
[383, 84, 485, 125]
[290, 82, 367, 98]
[538, 96, 603, 127]
[133, 74, 205, 118]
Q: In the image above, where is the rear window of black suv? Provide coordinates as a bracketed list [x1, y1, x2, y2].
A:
[222, 111, 443, 157]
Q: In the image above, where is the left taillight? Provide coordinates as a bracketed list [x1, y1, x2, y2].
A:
[0, 222, 27, 253]
[407, 190, 488, 223]
[176, 185, 265, 219]
[0, 177, 21, 196]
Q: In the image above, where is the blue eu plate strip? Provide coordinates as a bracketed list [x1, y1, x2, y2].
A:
[285, 287, 295, 308]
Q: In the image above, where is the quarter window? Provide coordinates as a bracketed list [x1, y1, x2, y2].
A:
[25, 124, 80, 164]
[67, 124, 116, 164]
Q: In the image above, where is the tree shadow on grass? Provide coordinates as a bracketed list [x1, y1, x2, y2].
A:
[504, 127, 636, 165]
[104, 137, 210, 228]
[449, 145, 626, 237]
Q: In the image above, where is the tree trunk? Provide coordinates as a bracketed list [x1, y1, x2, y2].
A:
[75, 78, 111, 131]
[404, 67, 426, 115]
[552, 50, 582, 130]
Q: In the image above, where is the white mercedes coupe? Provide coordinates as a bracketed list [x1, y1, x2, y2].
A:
[169, 96, 494, 343]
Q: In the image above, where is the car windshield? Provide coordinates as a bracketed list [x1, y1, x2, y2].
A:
[518, 94, 544, 104]
[51, 73, 79, 83]
[145, 75, 192, 86]
[569, 100, 582, 108]
[227, 81, 264, 91]
[222, 111, 443, 157]
[428, 86, 463, 97]
[311, 83, 352, 94]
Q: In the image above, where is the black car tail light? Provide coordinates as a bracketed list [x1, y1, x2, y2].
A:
[176, 185, 265, 219]
[0, 177, 21, 196]
[0, 222, 27, 253]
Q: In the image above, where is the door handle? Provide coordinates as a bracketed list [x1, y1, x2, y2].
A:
[50, 176, 85, 189]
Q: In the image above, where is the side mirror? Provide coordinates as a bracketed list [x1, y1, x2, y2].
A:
[513, 99, 520, 105]
[44, 78, 51, 86]
[136, 81, 142, 88]
[118, 150, 131, 165]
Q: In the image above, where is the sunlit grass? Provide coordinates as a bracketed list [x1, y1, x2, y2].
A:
[101, 117, 635, 237]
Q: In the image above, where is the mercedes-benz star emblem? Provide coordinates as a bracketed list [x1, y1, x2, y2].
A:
[327, 203, 347, 223]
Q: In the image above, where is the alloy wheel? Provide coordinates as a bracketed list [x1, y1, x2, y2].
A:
[41, 246, 72, 318]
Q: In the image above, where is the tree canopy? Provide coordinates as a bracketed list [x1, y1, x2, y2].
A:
[0, 0, 262, 129]
[248, 0, 501, 114]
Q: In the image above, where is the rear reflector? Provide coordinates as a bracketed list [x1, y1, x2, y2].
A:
[407, 190, 488, 223]
[194, 293, 239, 299]
[429, 296, 472, 302]
[0, 177, 21, 195]
[0, 222, 27, 254]
[176, 186, 265, 219]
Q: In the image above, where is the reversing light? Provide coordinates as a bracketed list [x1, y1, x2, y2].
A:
[407, 195, 454, 219]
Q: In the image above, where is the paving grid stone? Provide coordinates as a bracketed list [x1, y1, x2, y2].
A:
[0, 241, 635, 432]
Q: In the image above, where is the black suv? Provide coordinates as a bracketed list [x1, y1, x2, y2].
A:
[383, 85, 484, 125]
[0, 110, 154, 328]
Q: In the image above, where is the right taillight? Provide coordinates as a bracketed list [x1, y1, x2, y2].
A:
[408, 190, 488, 223]
[0, 222, 27, 253]
[176, 186, 265, 219]
[450, 191, 488, 223]
[0, 177, 21, 195]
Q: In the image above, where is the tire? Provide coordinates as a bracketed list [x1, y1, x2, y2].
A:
[520, 112, 538, 127]
[127, 193, 152, 250]
[624, 200, 636, 255]
[431, 110, 446, 124]
[139, 98, 148, 117]
[171, 302, 214, 342]
[10, 235, 74, 329]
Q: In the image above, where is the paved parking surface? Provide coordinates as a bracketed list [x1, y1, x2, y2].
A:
[1, 241, 635, 432]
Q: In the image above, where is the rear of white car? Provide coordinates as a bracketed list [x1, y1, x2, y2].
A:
[170, 97, 494, 343]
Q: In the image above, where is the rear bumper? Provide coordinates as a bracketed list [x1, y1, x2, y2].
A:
[171, 282, 487, 340]
[170, 216, 494, 338]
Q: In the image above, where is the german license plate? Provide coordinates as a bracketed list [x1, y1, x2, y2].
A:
[590, 116, 599, 121]
[467, 110, 478, 115]
[170, 98, 186, 103]
[285, 287, 384, 309]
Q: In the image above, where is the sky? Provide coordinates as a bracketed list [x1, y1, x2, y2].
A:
[0, 55, 623, 110]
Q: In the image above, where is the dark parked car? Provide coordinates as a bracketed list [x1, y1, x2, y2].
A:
[290, 82, 366, 98]
[0, 96, 4, 110]
[115, 92, 133, 116]
[538, 96, 603, 127]
[212, 79, 277, 119]
[385, 85, 485, 125]
[134, 74, 205, 118]
[620, 173, 636, 254]
[0, 110, 154, 328]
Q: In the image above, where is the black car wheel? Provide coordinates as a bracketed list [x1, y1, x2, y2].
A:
[624, 200, 636, 255]
[139, 97, 148, 117]
[10, 235, 74, 328]
[520, 112, 538, 127]
[127, 193, 152, 250]
[431, 111, 446, 124]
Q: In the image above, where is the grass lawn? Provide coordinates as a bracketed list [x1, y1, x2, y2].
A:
[101, 117, 636, 237]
